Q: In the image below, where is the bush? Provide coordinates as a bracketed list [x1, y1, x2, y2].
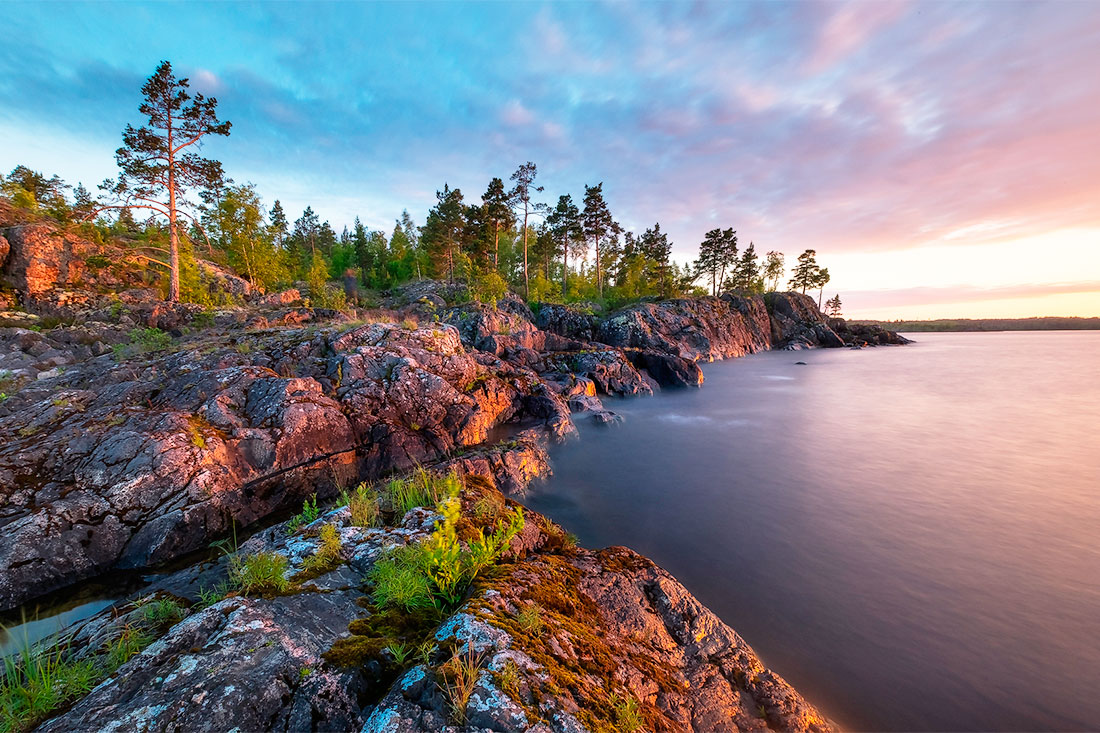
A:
[368, 475, 524, 613]
[286, 494, 320, 534]
[470, 270, 508, 307]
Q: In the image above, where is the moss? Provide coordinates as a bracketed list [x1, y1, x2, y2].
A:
[467, 555, 680, 732]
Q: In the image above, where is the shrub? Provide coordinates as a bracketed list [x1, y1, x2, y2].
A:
[401, 317, 418, 330]
[368, 477, 524, 613]
[229, 552, 290, 595]
[611, 693, 643, 732]
[113, 327, 172, 360]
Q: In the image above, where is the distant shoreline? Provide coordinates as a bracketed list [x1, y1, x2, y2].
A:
[852, 317, 1100, 332]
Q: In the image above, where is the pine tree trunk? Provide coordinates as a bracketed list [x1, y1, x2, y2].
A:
[595, 235, 602, 296]
[563, 241, 568, 298]
[522, 207, 529, 299]
[494, 225, 499, 267]
[167, 124, 180, 303]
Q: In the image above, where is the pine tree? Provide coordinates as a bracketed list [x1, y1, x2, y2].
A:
[825, 294, 843, 318]
[547, 194, 582, 297]
[421, 184, 465, 281]
[101, 61, 231, 301]
[581, 183, 617, 296]
[733, 242, 760, 291]
[694, 227, 737, 295]
[640, 223, 673, 297]
[509, 162, 544, 298]
[482, 177, 514, 268]
[269, 199, 288, 248]
[788, 249, 820, 294]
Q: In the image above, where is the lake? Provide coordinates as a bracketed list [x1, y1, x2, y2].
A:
[524, 332, 1100, 731]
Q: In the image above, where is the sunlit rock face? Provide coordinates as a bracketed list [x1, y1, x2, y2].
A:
[0, 321, 573, 611]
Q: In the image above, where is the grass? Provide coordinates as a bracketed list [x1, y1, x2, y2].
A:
[515, 604, 544, 634]
[138, 597, 184, 627]
[437, 644, 486, 724]
[338, 483, 380, 527]
[0, 624, 154, 733]
[301, 524, 343, 574]
[385, 467, 459, 519]
[497, 658, 521, 699]
[229, 551, 291, 595]
[384, 642, 412, 666]
[196, 581, 230, 609]
[401, 317, 418, 330]
[286, 494, 321, 534]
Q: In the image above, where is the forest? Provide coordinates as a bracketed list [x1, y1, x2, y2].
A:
[0, 61, 836, 313]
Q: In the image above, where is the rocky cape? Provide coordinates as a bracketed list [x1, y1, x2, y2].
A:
[1, 213, 907, 731]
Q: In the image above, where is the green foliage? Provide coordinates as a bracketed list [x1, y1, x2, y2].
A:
[470, 269, 508, 307]
[286, 494, 320, 534]
[368, 474, 524, 613]
[229, 551, 290, 595]
[610, 692, 643, 732]
[339, 483, 381, 527]
[139, 597, 184, 627]
[112, 327, 172, 361]
[301, 524, 343, 574]
[384, 642, 413, 665]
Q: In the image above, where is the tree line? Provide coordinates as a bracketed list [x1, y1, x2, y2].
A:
[1, 61, 844, 314]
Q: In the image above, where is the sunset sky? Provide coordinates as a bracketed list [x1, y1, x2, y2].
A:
[1, 1, 1097, 319]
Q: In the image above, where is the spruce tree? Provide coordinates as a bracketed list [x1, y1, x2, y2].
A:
[581, 183, 617, 296]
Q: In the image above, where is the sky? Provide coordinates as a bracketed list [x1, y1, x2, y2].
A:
[1, 1, 1098, 320]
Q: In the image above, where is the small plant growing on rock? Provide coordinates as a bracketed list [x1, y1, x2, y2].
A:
[286, 494, 321, 534]
[384, 642, 412, 666]
[437, 644, 486, 725]
[339, 483, 380, 527]
[196, 582, 229, 609]
[497, 658, 521, 699]
[610, 692, 643, 732]
[302, 524, 343, 574]
[515, 604, 544, 635]
[401, 317, 418, 330]
[229, 551, 290, 595]
[138, 597, 184, 627]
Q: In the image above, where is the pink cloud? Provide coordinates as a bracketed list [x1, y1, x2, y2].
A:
[804, 0, 910, 74]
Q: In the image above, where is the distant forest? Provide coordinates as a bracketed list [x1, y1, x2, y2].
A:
[854, 317, 1100, 332]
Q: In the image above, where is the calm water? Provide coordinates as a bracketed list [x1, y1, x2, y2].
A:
[525, 332, 1100, 731]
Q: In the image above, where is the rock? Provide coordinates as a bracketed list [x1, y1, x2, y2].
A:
[0, 321, 573, 610]
[367, 544, 835, 732]
[260, 288, 302, 306]
[0, 233, 9, 268]
[624, 348, 704, 388]
[196, 259, 252, 300]
[592, 409, 623, 425]
[534, 303, 601, 342]
[541, 348, 653, 397]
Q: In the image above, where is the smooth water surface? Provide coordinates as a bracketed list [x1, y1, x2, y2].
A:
[525, 332, 1100, 731]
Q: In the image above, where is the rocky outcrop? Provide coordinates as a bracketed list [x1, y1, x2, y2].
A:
[0, 233, 9, 269]
[369, 545, 833, 732]
[830, 318, 913, 346]
[34, 461, 833, 733]
[196, 258, 253, 300]
[0, 321, 573, 611]
[0, 222, 97, 302]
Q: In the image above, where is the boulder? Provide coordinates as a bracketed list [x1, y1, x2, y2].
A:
[260, 288, 302, 306]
